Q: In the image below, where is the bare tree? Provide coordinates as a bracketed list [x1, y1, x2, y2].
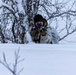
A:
[0, 49, 24, 75]
[39, 0, 76, 41]
[0, 0, 76, 43]
[0, 0, 26, 43]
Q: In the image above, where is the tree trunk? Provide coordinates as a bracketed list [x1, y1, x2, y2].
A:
[26, 0, 39, 27]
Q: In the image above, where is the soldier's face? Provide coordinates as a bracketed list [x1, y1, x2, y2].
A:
[35, 21, 43, 26]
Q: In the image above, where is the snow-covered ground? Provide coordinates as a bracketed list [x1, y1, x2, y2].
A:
[0, 44, 76, 75]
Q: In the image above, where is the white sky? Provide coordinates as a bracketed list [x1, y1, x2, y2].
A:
[59, 32, 76, 44]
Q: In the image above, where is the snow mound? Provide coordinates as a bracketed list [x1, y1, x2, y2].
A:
[0, 44, 76, 75]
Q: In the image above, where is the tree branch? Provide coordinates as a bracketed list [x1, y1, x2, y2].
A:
[0, 3, 18, 21]
[0, 49, 24, 75]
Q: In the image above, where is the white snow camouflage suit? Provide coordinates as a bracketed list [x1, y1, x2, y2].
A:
[29, 25, 60, 44]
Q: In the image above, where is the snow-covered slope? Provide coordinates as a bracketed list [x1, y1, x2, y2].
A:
[0, 44, 76, 75]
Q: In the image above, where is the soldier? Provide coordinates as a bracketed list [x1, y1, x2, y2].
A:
[30, 14, 60, 44]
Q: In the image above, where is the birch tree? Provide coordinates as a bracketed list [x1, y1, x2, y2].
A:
[0, 0, 76, 43]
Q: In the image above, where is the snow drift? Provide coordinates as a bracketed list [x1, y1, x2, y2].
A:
[0, 44, 76, 75]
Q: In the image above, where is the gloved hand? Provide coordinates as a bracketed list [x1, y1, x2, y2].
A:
[40, 31, 47, 36]
[30, 27, 38, 37]
[30, 30, 36, 37]
[40, 27, 47, 36]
